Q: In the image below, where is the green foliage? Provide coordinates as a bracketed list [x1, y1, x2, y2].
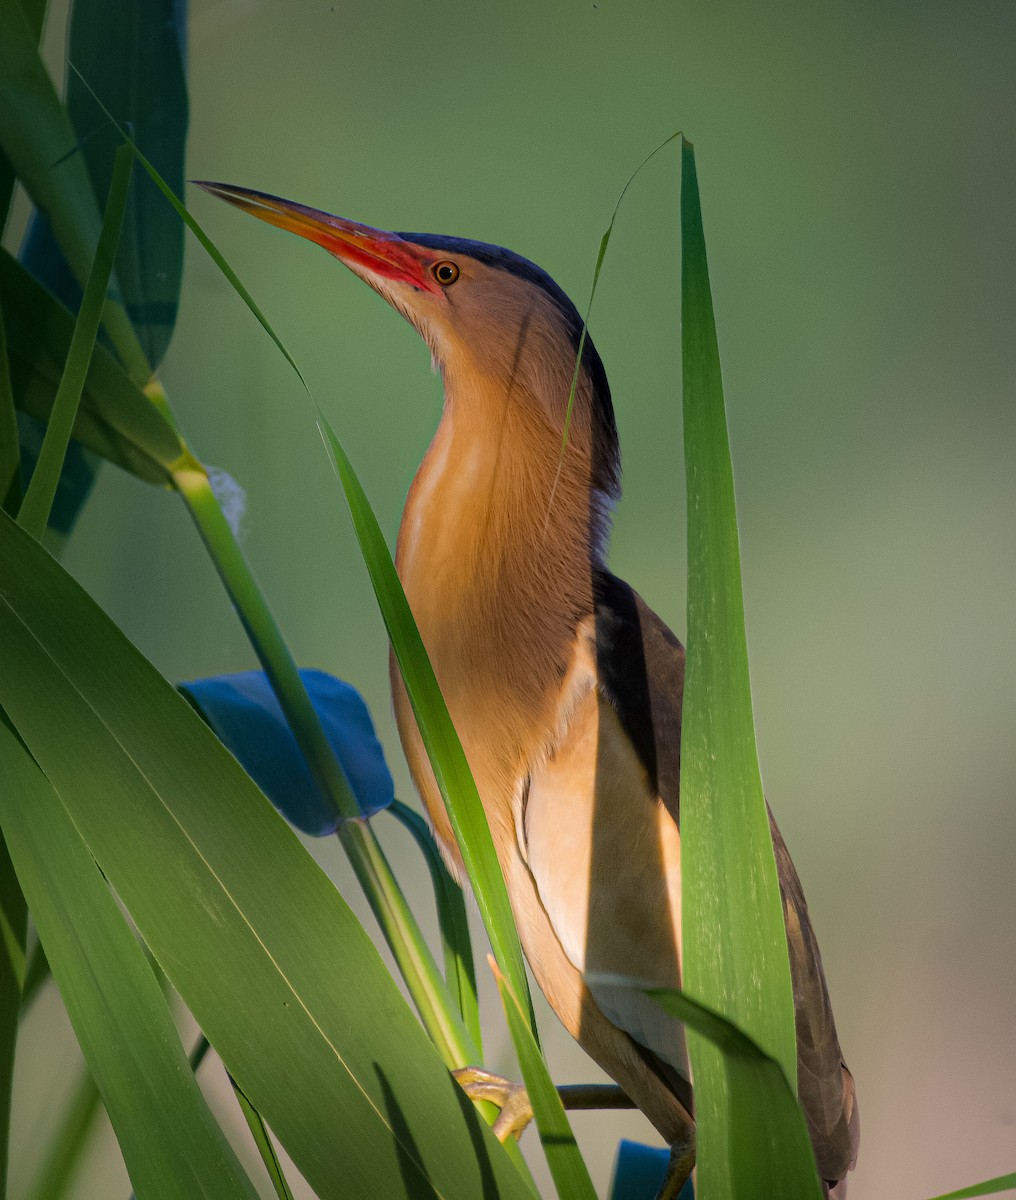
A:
[0, 4, 1008, 1199]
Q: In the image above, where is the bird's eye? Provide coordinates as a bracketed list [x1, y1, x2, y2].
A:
[431, 260, 460, 286]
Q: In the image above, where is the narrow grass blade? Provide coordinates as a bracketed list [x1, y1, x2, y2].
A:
[229, 1079, 296, 1200]
[0, 248, 185, 485]
[65, 77, 306, 391]
[175, 460, 479, 1077]
[0, 833, 26, 1200]
[679, 136, 807, 1197]
[924, 1175, 1016, 1200]
[560, 133, 682, 448]
[0, 509, 532, 1200]
[491, 960, 598, 1200]
[0, 714, 260, 1200]
[18, 143, 132, 538]
[389, 800, 481, 1053]
[317, 409, 536, 1037]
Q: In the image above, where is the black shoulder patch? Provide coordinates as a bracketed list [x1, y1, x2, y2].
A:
[592, 570, 684, 827]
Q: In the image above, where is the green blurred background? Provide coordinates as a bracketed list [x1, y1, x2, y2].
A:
[9, 0, 1016, 1196]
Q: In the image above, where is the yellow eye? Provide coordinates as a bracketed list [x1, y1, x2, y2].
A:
[431, 260, 460, 286]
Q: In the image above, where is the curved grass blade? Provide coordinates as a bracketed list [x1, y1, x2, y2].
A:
[66, 75, 307, 392]
[389, 800, 481, 1053]
[18, 143, 133, 538]
[679, 135, 805, 1197]
[0, 714, 260, 1200]
[491, 960, 597, 1200]
[229, 1078, 296, 1200]
[0, 249, 185, 485]
[0, 297, 18, 513]
[0, 509, 532, 1200]
[317, 409, 535, 1038]
[924, 1175, 1016, 1200]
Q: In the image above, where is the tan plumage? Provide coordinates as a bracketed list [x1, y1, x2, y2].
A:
[200, 181, 859, 1195]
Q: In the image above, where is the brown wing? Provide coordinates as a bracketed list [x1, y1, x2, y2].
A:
[593, 568, 859, 1187]
[770, 814, 860, 1183]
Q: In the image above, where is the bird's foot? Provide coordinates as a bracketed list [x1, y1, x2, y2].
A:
[453, 1068, 638, 1142]
[452, 1067, 534, 1141]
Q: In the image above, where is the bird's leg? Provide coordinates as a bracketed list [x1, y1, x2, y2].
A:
[655, 1130, 696, 1200]
[452, 1067, 637, 1142]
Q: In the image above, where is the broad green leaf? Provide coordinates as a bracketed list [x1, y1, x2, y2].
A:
[317, 409, 536, 1037]
[0, 248, 184, 484]
[389, 800, 481, 1055]
[66, 0, 188, 368]
[0, 0, 52, 233]
[0, 0, 147, 385]
[0, 714, 260, 1200]
[0, 509, 531, 1200]
[492, 961, 597, 1200]
[924, 1175, 1016, 1200]
[679, 136, 809, 1196]
[180, 669, 394, 836]
[18, 143, 133, 538]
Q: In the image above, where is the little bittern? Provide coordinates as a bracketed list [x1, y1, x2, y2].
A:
[201, 182, 859, 1197]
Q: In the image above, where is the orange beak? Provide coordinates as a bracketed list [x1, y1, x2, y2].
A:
[195, 182, 442, 295]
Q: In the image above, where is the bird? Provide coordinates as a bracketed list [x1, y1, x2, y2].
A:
[199, 181, 859, 1197]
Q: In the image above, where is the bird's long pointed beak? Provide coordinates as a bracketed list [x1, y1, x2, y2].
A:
[195, 181, 441, 294]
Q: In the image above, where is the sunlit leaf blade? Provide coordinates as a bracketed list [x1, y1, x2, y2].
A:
[0, 0, 147, 385]
[316, 408, 536, 1036]
[19, 143, 133, 539]
[172, 469, 483, 1082]
[679, 135, 808, 1197]
[924, 1175, 1016, 1200]
[388, 800, 481, 1053]
[0, 714, 260, 1200]
[66, 0, 188, 368]
[491, 961, 597, 1200]
[99, 147, 306, 387]
[644, 983, 820, 1198]
[0, 510, 531, 1200]
[0, 248, 184, 484]
[180, 669, 394, 835]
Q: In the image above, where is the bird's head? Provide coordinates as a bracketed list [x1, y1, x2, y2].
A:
[197, 182, 620, 501]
